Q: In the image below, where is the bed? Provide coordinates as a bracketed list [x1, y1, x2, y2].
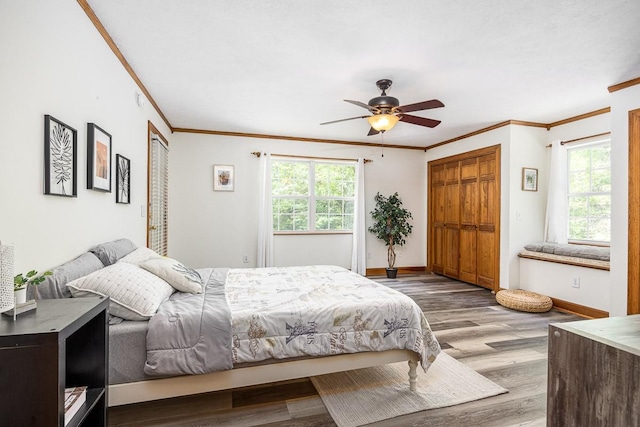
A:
[30, 239, 441, 407]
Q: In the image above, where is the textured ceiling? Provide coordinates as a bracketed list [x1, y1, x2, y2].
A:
[87, 0, 640, 147]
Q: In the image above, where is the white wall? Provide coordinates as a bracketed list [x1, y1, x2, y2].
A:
[168, 133, 427, 269]
[610, 85, 640, 316]
[0, 0, 171, 273]
[506, 125, 549, 288]
[520, 258, 610, 312]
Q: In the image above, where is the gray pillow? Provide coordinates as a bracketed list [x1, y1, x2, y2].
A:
[29, 252, 105, 299]
[89, 238, 137, 266]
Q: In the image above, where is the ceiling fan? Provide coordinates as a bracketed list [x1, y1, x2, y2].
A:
[320, 79, 444, 136]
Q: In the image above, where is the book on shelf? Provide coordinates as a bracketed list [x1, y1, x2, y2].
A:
[64, 386, 87, 426]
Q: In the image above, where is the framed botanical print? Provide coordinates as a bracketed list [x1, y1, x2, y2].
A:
[116, 154, 130, 204]
[44, 115, 77, 197]
[522, 167, 538, 191]
[87, 123, 112, 192]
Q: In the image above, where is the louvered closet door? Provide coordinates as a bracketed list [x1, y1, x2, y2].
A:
[148, 135, 169, 256]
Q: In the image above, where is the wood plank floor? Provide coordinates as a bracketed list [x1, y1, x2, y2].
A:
[108, 273, 583, 427]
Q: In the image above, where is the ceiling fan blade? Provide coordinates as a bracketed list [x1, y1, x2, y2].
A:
[344, 99, 379, 113]
[399, 114, 442, 128]
[367, 127, 380, 136]
[320, 115, 369, 125]
[396, 99, 444, 113]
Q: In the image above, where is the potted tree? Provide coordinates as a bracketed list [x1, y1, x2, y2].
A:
[368, 192, 413, 278]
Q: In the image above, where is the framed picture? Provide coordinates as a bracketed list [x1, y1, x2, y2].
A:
[213, 165, 235, 191]
[116, 154, 130, 204]
[87, 123, 112, 192]
[44, 115, 77, 197]
[522, 167, 538, 191]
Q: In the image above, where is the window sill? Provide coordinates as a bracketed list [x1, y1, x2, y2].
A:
[273, 231, 353, 236]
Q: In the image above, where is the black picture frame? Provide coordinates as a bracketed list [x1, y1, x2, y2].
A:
[44, 115, 77, 197]
[87, 123, 112, 192]
[116, 154, 131, 204]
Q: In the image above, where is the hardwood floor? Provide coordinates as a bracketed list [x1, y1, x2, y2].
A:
[108, 273, 583, 427]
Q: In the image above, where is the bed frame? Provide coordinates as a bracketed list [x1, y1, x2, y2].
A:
[109, 349, 419, 406]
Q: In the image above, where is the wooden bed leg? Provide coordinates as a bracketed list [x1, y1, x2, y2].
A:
[408, 359, 418, 391]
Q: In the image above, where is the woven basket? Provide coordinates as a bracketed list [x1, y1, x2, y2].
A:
[496, 289, 552, 313]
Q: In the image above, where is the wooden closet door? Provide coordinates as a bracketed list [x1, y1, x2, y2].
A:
[476, 152, 498, 289]
[427, 144, 500, 292]
[443, 161, 460, 278]
[430, 164, 446, 275]
[459, 158, 478, 284]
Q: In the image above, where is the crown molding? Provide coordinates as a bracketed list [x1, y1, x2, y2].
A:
[172, 127, 425, 150]
[427, 108, 611, 151]
[608, 76, 640, 93]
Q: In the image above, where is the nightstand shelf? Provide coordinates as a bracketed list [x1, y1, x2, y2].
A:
[0, 297, 109, 426]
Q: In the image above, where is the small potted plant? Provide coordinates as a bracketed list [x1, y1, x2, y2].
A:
[14, 270, 52, 304]
[368, 192, 413, 278]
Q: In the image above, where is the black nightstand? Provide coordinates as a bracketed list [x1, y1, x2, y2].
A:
[0, 297, 109, 426]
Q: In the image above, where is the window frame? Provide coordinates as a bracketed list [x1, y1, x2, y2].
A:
[271, 158, 356, 234]
[566, 138, 611, 246]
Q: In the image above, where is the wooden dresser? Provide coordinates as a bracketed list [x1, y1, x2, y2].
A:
[547, 315, 640, 426]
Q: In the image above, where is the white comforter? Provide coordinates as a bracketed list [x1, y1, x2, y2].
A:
[226, 265, 441, 371]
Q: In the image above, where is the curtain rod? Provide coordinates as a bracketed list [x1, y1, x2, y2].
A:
[546, 131, 611, 147]
[251, 152, 372, 163]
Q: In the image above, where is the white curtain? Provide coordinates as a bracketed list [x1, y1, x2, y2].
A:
[544, 140, 568, 244]
[351, 158, 366, 275]
[257, 153, 273, 267]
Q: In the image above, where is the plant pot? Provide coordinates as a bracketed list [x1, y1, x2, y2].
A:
[385, 268, 398, 279]
[14, 288, 27, 304]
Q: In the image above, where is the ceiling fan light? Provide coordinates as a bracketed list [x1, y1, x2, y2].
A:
[368, 114, 399, 131]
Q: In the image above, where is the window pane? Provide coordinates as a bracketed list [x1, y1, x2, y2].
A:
[567, 141, 611, 243]
[272, 160, 355, 232]
[329, 199, 343, 214]
[329, 216, 343, 230]
[589, 195, 610, 217]
[591, 169, 611, 192]
[278, 214, 293, 231]
[294, 214, 309, 231]
[568, 149, 589, 172]
[343, 214, 354, 229]
[569, 196, 588, 218]
[569, 217, 588, 240]
[591, 144, 610, 170]
[272, 161, 309, 196]
[589, 217, 610, 241]
[315, 214, 329, 230]
[344, 200, 354, 214]
[569, 171, 589, 193]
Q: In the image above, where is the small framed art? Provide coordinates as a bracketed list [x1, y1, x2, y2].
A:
[116, 154, 130, 204]
[87, 123, 112, 192]
[213, 165, 235, 191]
[44, 115, 77, 197]
[522, 167, 538, 191]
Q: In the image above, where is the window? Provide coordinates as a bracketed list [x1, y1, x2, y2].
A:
[567, 140, 611, 243]
[271, 159, 355, 232]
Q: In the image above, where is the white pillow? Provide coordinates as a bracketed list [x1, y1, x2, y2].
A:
[67, 262, 174, 320]
[118, 247, 162, 266]
[140, 257, 203, 294]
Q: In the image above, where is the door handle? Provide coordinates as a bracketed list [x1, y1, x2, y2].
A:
[149, 225, 157, 231]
